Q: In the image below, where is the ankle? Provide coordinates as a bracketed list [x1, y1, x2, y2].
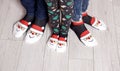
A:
[82, 12, 88, 17]
[23, 14, 34, 22]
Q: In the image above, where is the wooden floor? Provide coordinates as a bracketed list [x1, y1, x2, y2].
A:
[0, 0, 120, 71]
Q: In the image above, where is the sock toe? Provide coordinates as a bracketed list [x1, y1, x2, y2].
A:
[80, 33, 98, 47]
[25, 26, 44, 44]
[47, 34, 59, 50]
[13, 20, 29, 38]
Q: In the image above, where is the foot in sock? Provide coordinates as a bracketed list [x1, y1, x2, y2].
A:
[71, 20, 97, 47]
[82, 12, 107, 30]
[13, 15, 34, 38]
[25, 18, 48, 44]
[56, 37, 67, 52]
[56, 24, 70, 52]
[47, 34, 59, 50]
[13, 20, 31, 38]
[80, 30, 98, 47]
[25, 24, 44, 44]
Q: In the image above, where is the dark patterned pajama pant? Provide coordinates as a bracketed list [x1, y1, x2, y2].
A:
[45, 0, 73, 37]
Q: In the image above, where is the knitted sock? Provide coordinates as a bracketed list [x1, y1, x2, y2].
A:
[82, 12, 95, 26]
[70, 20, 90, 39]
[31, 17, 48, 32]
[25, 18, 48, 44]
[47, 27, 59, 50]
[82, 12, 107, 31]
[71, 20, 98, 47]
[13, 14, 34, 38]
[19, 14, 34, 27]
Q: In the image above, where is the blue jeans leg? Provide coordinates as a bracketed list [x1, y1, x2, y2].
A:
[72, 0, 89, 21]
[21, 0, 35, 16]
[82, 0, 89, 12]
[21, 0, 48, 20]
[35, 0, 48, 20]
[72, 0, 83, 21]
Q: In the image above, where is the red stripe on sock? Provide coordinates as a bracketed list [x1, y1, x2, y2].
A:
[20, 20, 29, 26]
[82, 12, 88, 17]
[32, 24, 43, 32]
[90, 17, 95, 25]
[59, 37, 66, 42]
[80, 30, 90, 38]
[51, 34, 59, 39]
[72, 21, 84, 26]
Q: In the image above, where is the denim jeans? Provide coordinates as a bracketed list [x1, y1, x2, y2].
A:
[72, 0, 89, 21]
[21, 0, 48, 20]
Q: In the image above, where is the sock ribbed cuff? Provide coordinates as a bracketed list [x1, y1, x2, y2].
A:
[31, 24, 44, 32]
[59, 37, 67, 42]
[51, 34, 59, 39]
[71, 21, 84, 26]
[20, 20, 29, 26]
[82, 12, 88, 17]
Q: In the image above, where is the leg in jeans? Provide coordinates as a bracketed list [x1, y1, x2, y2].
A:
[71, 0, 97, 47]
[82, 0, 92, 26]
[72, 0, 82, 21]
[21, 0, 35, 22]
[25, 0, 49, 43]
[33, 0, 48, 28]
[82, 0, 107, 30]
[13, 0, 36, 38]
[82, 0, 89, 12]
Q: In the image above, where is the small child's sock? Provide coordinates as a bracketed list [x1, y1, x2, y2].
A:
[47, 34, 59, 50]
[25, 18, 48, 44]
[82, 12, 92, 25]
[56, 24, 69, 53]
[71, 20, 97, 47]
[47, 24, 61, 49]
[57, 36, 67, 52]
[47, 24, 60, 50]
[82, 12, 107, 30]
[71, 20, 87, 38]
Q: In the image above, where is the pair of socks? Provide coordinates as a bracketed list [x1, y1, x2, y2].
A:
[47, 25, 68, 53]
[13, 14, 48, 43]
[70, 13, 106, 47]
[71, 13, 94, 39]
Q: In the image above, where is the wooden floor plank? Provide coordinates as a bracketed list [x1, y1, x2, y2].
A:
[0, 40, 23, 71]
[69, 59, 93, 71]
